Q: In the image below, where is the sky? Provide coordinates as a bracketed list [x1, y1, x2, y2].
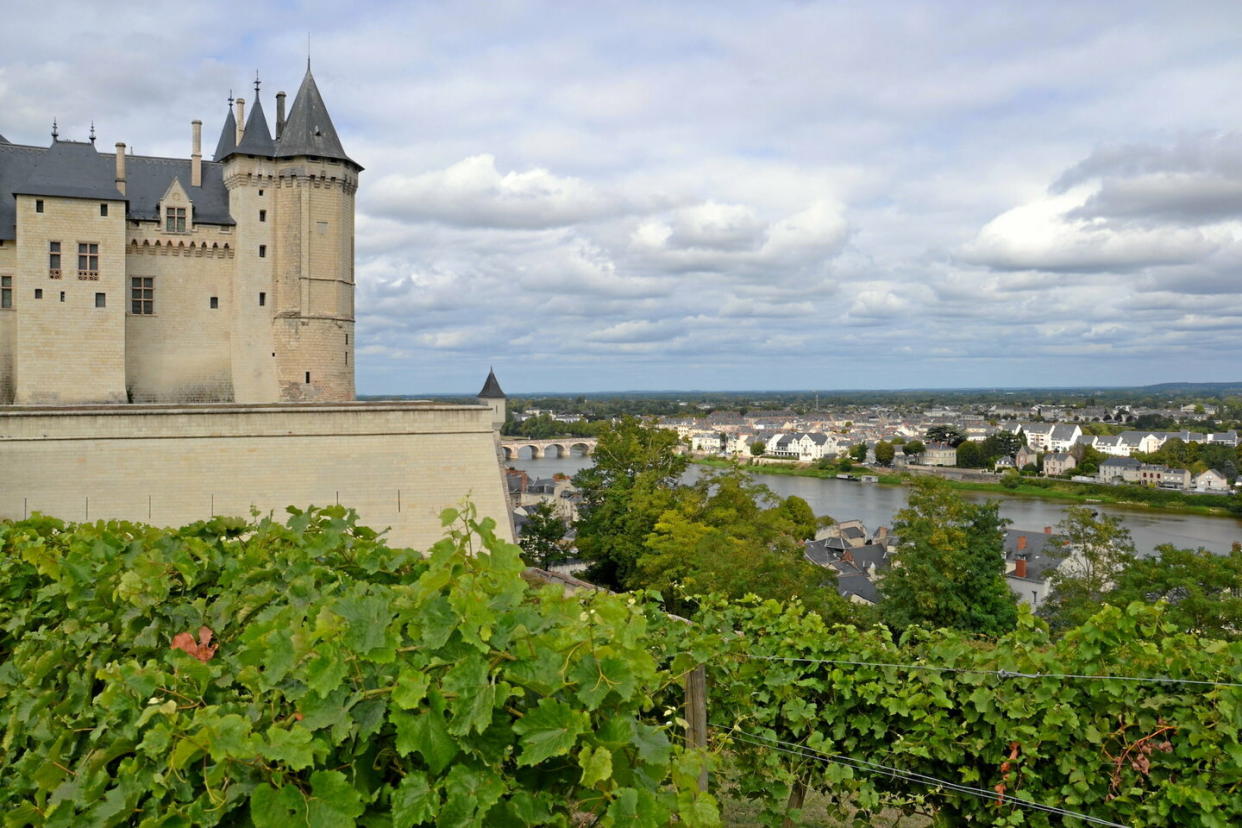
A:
[4, 1, 1242, 394]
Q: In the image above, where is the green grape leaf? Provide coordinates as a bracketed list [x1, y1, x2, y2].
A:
[306, 770, 364, 828]
[391, 772, 436, 827]
[392, 708, 459, 774]
[251, 783, 304, 828]
[579, 744, 613, 787]
[263, 724, 316, 770]
[512, 699, 588, 767]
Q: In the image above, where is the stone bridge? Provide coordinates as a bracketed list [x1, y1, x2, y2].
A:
[500, 438, 596, 461]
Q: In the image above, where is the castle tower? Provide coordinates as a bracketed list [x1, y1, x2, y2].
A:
[214, 67, 360, 403]
[219, 88, 280, 401]
[477, 367, 506, 430]
[269, 67, 361, 402]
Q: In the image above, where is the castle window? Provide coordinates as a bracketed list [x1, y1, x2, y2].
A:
[131, 277, 154, 315]
[258, 245, 266, 258]
[165, 207, 187, 233]
[77, 243, 99, 279]
[95, 292, 106, 308]
[49, 241, 61, 278]
[59, 291, 65, 302]
[210, 296, 219, 309]
[35, 200, 44, 213]
[100, 204, 108, 217]
[305, 371, 311, 383]
[259, 209, 266, 222]
[258, 189, 264, 197]
[259, 291, 266, 306]
[1, 276, 11, 309]
[34, 288, 42, 300]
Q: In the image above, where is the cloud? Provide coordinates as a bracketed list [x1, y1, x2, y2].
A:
[367, 154, 623, 229]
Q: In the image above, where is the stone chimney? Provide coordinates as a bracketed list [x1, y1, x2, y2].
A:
[1044, 526, 1052, 534]
[191, 120, 202, 187]
[275, 91, 286, 139]
[114, 143, 126, 195]
[1017, 535, 1027, 552]
[234, 97, 245, 145]
[1015, 557, 1028, 578]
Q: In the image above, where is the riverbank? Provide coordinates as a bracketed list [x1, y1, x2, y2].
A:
[690, 457, 1240, 519]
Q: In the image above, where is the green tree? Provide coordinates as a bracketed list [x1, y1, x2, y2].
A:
[637, 469, 854, 622]
[874, 440, 896, 467]
[573, 416, 688, 590]
[955, 441, 984, 468]
[518, 501, 568, 570]
[1106, 544, 1242, 639]
[1038, 506, 1137, 633]
[878, 477, 1018, 635]
[848, 443, 868, 463]
[903, 439, 925, 456]
[925, 425, 966, 446]
[750, 441, 766, 456]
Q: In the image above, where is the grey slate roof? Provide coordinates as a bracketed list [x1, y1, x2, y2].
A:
[234, 98, 275, 157]
[0, 138, 234, 239]
[1003, 529, 1066, 582]
[274, 68, 358, 168]
[478, 368, 505, 399]
[213, 107, 237, 161]
[12, 140, 122, 201]
[0, 141, 46, 238]
[1101, 456, 1141, 469]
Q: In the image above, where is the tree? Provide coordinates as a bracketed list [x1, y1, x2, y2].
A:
[750, 441, 766, 456]
[983, 430, 1024, 459]
[848, 443, 868, 463]
[956, 441, 984, 468]
[925, 425, 966, 447]
[518, 501, 568, 570]
[1038, 506, 1137, 633]
[903, 439, 926, 457]
[637, 469, 855, 622]
[573, 416, 688, 590]
[1105, 544, 1242, 639]
[878, 477, 1018, 635]
[874, 440, 896, 467]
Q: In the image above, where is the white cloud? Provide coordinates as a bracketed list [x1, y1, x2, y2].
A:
[367, 154, 622, 229]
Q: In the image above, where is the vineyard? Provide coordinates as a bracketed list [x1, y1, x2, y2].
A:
[2, 508, 1241, 826]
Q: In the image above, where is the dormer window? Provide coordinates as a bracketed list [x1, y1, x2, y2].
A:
[165, 207, 187, 233]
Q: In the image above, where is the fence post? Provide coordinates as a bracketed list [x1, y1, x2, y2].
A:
[685, 663, 709, 791]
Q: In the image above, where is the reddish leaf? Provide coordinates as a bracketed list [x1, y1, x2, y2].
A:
[171, 628, 218, 662]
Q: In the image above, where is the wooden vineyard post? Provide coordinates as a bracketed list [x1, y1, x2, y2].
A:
[685, 663, 709, 791]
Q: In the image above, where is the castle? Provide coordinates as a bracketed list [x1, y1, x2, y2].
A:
[0, 66, 357, 404]
[0, 66, 515, 548]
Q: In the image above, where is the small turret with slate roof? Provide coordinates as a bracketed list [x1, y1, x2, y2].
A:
[477, 368, 506, 431]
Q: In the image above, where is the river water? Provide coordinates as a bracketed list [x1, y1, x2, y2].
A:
[509, 455, 1242, 555]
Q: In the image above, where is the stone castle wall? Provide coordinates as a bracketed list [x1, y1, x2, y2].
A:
[0, 402, 514, 550]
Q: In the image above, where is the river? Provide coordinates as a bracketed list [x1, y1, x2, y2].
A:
[508, 455, 1242, 555]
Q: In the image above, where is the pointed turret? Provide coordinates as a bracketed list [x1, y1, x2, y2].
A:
[235, 97, 275, 156]
[213, 106, 237, 161]
[477, 368, 506, 431]
[478, 368, 505, 399]
[275, 67, 358, 168]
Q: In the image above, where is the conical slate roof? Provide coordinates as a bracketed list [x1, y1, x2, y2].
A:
[275, 67, 358, 168]
[478, 368, 505, 399]
[213, 107, 237, 161]
[235, 97, 275, 156]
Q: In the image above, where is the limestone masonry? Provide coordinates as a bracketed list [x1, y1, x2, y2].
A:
[0, 67, 357, 404]
[0, 66, 515, 546]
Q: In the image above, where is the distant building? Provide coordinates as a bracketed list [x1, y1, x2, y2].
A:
[922, 442, 956, 467]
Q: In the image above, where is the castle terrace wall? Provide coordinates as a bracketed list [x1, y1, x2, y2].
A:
[0, 402, 514, 549]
